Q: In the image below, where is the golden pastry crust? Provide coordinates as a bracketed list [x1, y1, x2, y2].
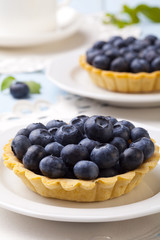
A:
[3, 139, 160, 202]
[79, 55, 160, 93]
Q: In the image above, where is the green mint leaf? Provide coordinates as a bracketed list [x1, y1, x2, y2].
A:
[104, 13, 132, 28]
[136, 4, 160, 23]
[1, 76, 16, 91]
[123, 5, 140, 24]
[24, 81, 41, 94]
[103, 4, 160, 28]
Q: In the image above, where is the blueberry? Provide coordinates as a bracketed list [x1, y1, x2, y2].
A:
[29, 129, 54, 147]
[79, 138, 99, 153]
[118, 120, 135, 131]
[113, 39, 126, 48]
[45, 142, 63, 157]
[105, 116, 118, 125]
[48, 127, 58, 140]
[70, 115, 89, 134]
[16, 128, 30, 137]
[86, 48, 94, 54]
[98, 168, 118, 178]
[110, 57, 129, 72]
[144, 50, 157, 63]
[134, 39, 150, 50]
[125, 36, 136, 45]
[119, 47, 129, 55]
[46, 119, 66, 129]
[102, 43, 113, 52]
[130, 58, 150, 73]
[27, 122, 46, 133]
[92, 41, 106, 49]
[105, 48, 120, 60]
[110, 137, 128, 154]
[144, 35, 157, 44]
[90, 144, 119, 169]
[92, 55, 110, 70]
[113, 124, 130, 141]
[73, 160, 99, 180]
[155, 39, 160, 47]
[39, 156, 66, 178]
[128, 44, 139, 52]
[120, 147, 144, 171]
[84, 115, 113, 143]
[86, 49, 103, 65]
[151, 57, 160, 71]
[124, 52, 137, 64]
[23, 145, 46, 173]
[131, 127, 150, 142]
[130, 137, 155, 160]
[61, 144, 89, 167]
[55, 124, 83, 146]
[108, 36, 122, 44]
[11, 135, 31, 161]
[129, 43, 145, 53]
[146, 45, 157, 51]
[10, 82, 29, 99]
[139, 49, 148, 59]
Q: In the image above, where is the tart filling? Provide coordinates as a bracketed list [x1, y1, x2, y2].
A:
[3, 115, 160, 202]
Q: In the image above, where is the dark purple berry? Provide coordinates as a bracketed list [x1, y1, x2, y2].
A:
[120, 147, 144, 171]
[45, 142, 63, 157]
[92, 55, 110, 70]
[84, 115, 113, 143]
[110, 57, 129, 72]
[73, 160, 99, 180]
[90, 144, 119, 169]
[23, 145, 46, 173]
[55, 124, 83, 146]
[10, 82, 29, 99]
[39, 156, 66, 178]
[130, 58, 150, 73]
[29, 129, 54, 147]
[46, 120, 66, 129]
[11, 135, 31, 161]
[61, 144, 89, 167]
[130, 137, 155, 160]
[131, 127, 150, 142]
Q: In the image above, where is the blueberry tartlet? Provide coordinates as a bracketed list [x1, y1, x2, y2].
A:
[79, 35, 160, 93]
[3, 115, 160, 202]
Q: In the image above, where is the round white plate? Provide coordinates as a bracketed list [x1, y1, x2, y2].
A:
[46, 49, 160, 108]
[0, 121, 160, 222]
[0, 7, 82, 47]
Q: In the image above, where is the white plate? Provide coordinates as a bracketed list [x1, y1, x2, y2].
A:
[46, 49, 160, 108]
[0, 121, 160, 222]
[0, 7, 82, 47]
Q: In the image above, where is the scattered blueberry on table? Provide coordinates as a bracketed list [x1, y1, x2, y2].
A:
[11, 115, 155, 180]
[86, 35, 160, 73]
[1, 75, 41, 99]
[10, 82, 30, 99]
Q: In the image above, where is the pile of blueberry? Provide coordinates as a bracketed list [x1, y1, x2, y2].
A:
[11, 115, 155, 180]
[86, 35, 160, 73]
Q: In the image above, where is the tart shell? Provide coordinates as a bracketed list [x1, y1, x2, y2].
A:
[3, 140, 160, 202]
[79, 55, 160, 93]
